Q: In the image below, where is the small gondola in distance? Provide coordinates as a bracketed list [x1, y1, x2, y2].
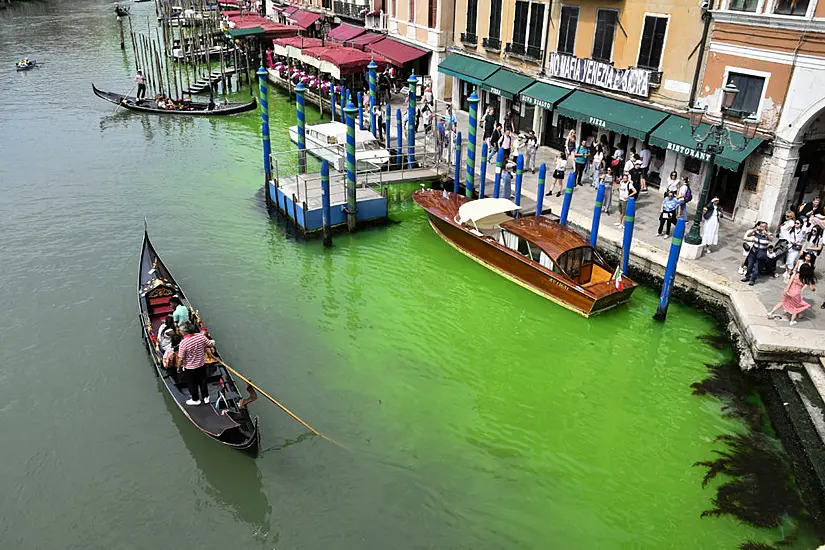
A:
[92, 84, 257, 116]
[138, 229, 260, 455]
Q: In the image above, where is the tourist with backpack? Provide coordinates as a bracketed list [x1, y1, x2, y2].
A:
[678, 177, 693, 219]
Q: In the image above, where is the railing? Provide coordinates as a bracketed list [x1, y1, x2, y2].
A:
[505, 41, 525, 55]
[333, 0, 364, 20]
[482, 37, 501, 52]
[460, 32, 478, 45]
[526, 45, 542, 61]
[365, 12, 387, 31]
[648, 70, 663, 87]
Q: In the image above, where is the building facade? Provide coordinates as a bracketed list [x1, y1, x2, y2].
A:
[695, 0, 825, 225]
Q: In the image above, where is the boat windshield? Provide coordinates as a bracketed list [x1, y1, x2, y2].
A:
[361, 140, 383, 151]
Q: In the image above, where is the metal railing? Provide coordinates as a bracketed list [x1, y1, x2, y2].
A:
[482, 37, 501, 52]
[461, 32, 478, 45]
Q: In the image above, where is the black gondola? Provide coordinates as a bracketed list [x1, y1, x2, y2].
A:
[92, 84, 257, 116]
[115, 6, 130, 16]
[138, 229, 260, 455]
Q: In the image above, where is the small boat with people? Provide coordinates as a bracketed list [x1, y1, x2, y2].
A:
[92, 84, 256, 116]
[16, 58, 36, 71]
[288, 121, 390, 172]
[138, 228, 260, 454]
[114, 2, 130, 16]
[412, 189, 638, 316]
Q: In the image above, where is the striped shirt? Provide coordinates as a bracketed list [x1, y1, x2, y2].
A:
[178, 333, 214, 370]
[748, 230, 771, 257]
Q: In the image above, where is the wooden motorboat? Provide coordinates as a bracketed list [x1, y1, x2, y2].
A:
[412, 189, 637, 316]
[138, 229, 260, 455]
[92, 84, 256, 116]
[288, 121, 390, 171]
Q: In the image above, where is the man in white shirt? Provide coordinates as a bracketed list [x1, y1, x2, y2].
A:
[639, 145, 651, 193]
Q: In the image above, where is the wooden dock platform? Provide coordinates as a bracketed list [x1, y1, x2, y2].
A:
[183, 67, 237, 95]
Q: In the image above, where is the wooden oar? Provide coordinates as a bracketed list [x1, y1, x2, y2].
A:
[221, 363, 347, 451]
[114, 82, 138, 114]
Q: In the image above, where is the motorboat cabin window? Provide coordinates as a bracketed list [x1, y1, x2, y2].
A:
[499, 230, 520, 251]
[361, 140, 383, 151]
[557, 246, 594, 283]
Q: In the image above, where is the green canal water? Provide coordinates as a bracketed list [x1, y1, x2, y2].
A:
[0, 2, 814, 548]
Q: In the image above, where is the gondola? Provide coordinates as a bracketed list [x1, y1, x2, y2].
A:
[92, 84, 257, 116]
[16, 60, 36, 71]
[115, 5, 130, 16]
[138, 229, 260, 455]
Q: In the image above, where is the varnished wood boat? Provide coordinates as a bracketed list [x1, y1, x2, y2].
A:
[412, 189, 637, 316]
[138, 229, 260, 455]
[92, 84, 256, 116]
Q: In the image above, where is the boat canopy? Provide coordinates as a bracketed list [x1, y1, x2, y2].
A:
[458, 198, 520, 229]
[501, 216, 592, 261]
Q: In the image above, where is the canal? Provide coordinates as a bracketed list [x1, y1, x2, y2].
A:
[0, 2, 814, 548]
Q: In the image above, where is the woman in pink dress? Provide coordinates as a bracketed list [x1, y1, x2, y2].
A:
[768, 263, 817, 325]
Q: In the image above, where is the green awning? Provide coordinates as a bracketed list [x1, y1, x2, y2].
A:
[480, 68, 533, 100]
[225, 26, 265, 39]
[649, 115, 765, 171]
[437, 53, 501, 86]
[519, 81, 573, 110]
[555, 90, 669, 140]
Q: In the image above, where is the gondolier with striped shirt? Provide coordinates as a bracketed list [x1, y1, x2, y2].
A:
[178, 322, 215, 406]
[135, 70, 146, 101]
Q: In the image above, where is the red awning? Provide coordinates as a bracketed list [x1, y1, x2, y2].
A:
[289, 9, 323, 29]
[319, 47, 389, 75]
[328, 23, 366, 42]
[272, 36, 323, 49]
[365, 37, 427, 66]
[348, 32, 384, 49]
[282, 6, 299, 15]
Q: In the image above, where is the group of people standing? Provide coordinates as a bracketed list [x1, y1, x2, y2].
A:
[157, 296, 216, 406]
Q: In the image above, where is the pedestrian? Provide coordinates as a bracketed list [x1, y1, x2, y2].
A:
[549, 153, 566, 197]
[436, 119, 446, 161]
[741, 221, 774, 286]
[629, 159, 644, 194]
[501, 162, 514, 199]
[177, 322, 215, 406]
[701, 197, 722, 252]
[503, 113, 515, 133]
[677, 177, 693, 219]
[135, 69, 147, 101]
[783, 219, 806, 276]
[658, 191, 681, 237]
[444, 103, 457, 133]
[488, 122, 502, 164]
[767, 263, 817, 326]
[422, 103, 433, 135]
[616, 173, 636, 227]
[624, 149, 637, 173]
[525, 130, 538, 173]
[500, 129, 513, 164]
[592, 145, 604, 189]
[415, 103, 421, 133]
[639, 144, 651, 193]
[803, 225, 823, 267]
[573, 139, 588, 186]
[664, 170, 679, 195]
[375, 105, 385, 141]
[483, 107, 496, 141]
[565, 129, 577, 156]
[797, 197, 823, 221]
[602, 166, 616, 215]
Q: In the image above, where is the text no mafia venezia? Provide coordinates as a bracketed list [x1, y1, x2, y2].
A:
[548, 53, 651, 97]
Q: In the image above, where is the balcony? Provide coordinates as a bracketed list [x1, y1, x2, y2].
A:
[333, 0, 365, 20]
[460, 32, 478, 46]
[526, 45, 543, 61]
[483, 37, 501, 52]
[505, 42, 526, 55]
[365, 11, 387, 31]
[505, 41, 543, 63]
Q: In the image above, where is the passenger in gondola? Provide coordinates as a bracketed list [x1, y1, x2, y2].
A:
[162, 333, 183, 378]
[169, 296, 190, 328]
[156, 96, 167, 109]
[208, 96, 215, 111]
[158, 314, 175, 353]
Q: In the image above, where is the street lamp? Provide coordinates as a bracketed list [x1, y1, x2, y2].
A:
[314, 17, 329, 46]
[683, 82, 759, 246]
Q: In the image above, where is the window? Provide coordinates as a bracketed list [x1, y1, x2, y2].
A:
[557, 6, 578, 56]
[466, 0, 478, 36]
[727, 0, 759, 12]
[428, 0, 437, 28]
[489, 0, 503, 39]
[527, 2, 545, 57]
[774, 0, 809, 15]
[592, 9, 617, 63]
[726, 72, 765, 117]
[512, 1, 530, 50]
[637, 16, 667, 70]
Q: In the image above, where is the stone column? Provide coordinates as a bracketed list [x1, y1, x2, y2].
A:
[759, 140, 802, 225]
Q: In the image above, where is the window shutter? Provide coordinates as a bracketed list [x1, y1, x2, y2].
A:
[489, 0, 502, 39]
[466, 0, 477, 35]
[428, 0, 437, 28]
[528, 3, 545, 49]
[513, 1, 529, 45]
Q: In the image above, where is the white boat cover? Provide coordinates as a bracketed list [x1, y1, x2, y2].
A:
[458, 198, 520, 227]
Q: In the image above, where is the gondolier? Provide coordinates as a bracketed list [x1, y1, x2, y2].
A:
[135, 70, 146, 101]
[178, 322, 215, 406]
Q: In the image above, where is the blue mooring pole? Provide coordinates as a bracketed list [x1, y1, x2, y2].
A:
[453, 131, 462, 194]
[256, 67, 271, 206]
[368, 59, 378, 137]
[654, 218, 686, 321]
[621, 197, 636, 275]
[559, 171, 576, 226]
[385, 103, 391, 149]
[465, 92, 479, 198]
[514, 154, 524, 212]
[479, 142, 488, 199]
[344, 101, 358, 232]
[493, 147, 504, 198]
[535, 163, 546, 217]
[296, 82, 306, 175]
[407, 72, 417, 168]
[330, 86, 336, 121]
[321, 159, 332, 248]
[357, 91, 363, 129]
[590, 183, 605, 247]
[395, 108, 402, 167]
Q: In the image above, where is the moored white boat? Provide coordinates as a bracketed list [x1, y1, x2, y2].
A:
[288, 121, 390, 172]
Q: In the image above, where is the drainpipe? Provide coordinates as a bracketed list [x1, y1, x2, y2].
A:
[688, 7, 712, 108]
[539, 6, 552, 76]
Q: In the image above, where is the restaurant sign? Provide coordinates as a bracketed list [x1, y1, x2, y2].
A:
[665, 142, 712, 162]
[521, 96, 553, 110]
[547, 54, 651, 98]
